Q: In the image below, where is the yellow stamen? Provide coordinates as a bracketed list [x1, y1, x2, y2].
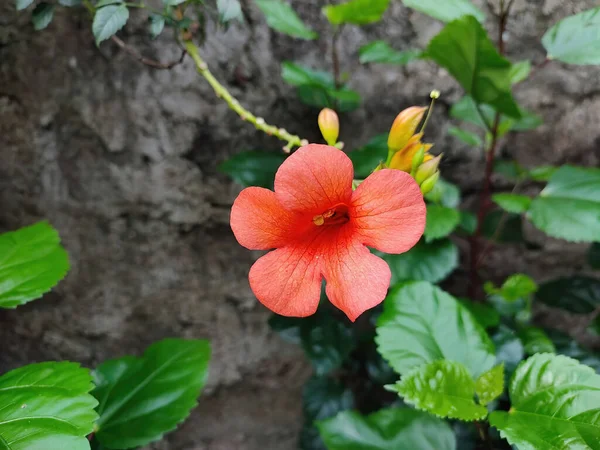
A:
[313, 215, 325, 226]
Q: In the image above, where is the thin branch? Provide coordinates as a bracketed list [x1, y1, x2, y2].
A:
[110, 35, 187, 70]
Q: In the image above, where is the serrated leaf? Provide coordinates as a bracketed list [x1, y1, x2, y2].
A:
[0, 221, 70, 309]
[16, 0, 34, 10]
[323, 0, 390, 26]
[509, 60, 531, 84]
[94, 338, 211, 449]
[424, 205, 460, 242]
[542, 7, 600, 65]
[376, 281, 496, 378]
[457, 298, 499, 329]
[427, 16, 520, 118]
[382, 238, 458, 284]
[492, 193, 531, 214]
[391, 360, 488, 421]
[424, 178, 460, 208]
[358, 41, 420, 65]
[149, 14, 165, 38]
[589, 243, 600, 269]
[219, 150, 285, 189]
[32, 2, 54, 30]
[317, 407, 456, 450]
[475, 363, 504, 405]
[517, 326, 555, 355]
[490, 353, 600, 450]
[536, 275, 600, 314]
[528, 165, 600, 242]
[349, 134, 387, 178]
[217, 0, 242, 23]
[255, 0, 317, 39]
[92, 4, 129, 45]
[401, 0, 484, 23]
[0, 362, 98, 450]
[447, 126, 482, 147]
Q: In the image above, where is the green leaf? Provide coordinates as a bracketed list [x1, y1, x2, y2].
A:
[376, 281, 495, 378]
[255, 0, 317, 40]
[0, 362, 98, 450]
[459, 211, 477, 235]
[32, 2, 54, 30]
[96, 0, 123, 6]
[482, 210, 523, 243]
[447, 126, 482, 147]
[303, 377, 354, 422]
[358, 41, 421, 65]
[218, 150, 285, 189]
[424, 178, 460, 208]
[92, 4, 129, 44]
[490, 353, 600, 450]
[528, 165, 600, 242]
[93, 338, 211, 449]
[517, 326, 555, 355]
[217, 0, 242, 23]
[492, 193, 531, 214]
[163, 0, 185, 5]
[323, 0, 390, 26]
[542, 7, 600, 65]
[317, 408, 456, 450]
[494, 160, 526, 181]
[149, 14, 165, 38]
[485, 273, 537, 303]
[492, 325, 525, 377]
[475, 363, 504, 406]
[457, 298, 500, 329]
[401, 0, 484, 23]
[382, 238, 458, 284]
[547, 329, 600, 373]
[426, 16, 520, 118]
[0, 221, 70, 309]
[16, 0, 34, 10]
[511, 109, 542, 131]
[536, 276, 600, 314]
[529, 164, 558, 181]
[58, 0, 82, 5]
[349, 134, 387, 178]
[508, 60, 531, 84]
[424, 205, 460, 242]
[390, 360, 488, 421]
[589, 243, 600, 269]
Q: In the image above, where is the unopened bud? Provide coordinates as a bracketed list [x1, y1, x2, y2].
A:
[430, 90, 440, 99]
[419, 171, 440, 195]
[387, 106, 427, 153]
[411, 147, 425, 174]
[318, 108, 340, 146]
[415, 154, 443, 184]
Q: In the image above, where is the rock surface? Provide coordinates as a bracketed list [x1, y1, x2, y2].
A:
[0, 0, 599, 448]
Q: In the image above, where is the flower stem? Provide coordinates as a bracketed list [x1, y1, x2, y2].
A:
[184, 40, 308, 153]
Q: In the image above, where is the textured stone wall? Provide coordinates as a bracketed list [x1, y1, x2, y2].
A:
[0, 0, 598, 448]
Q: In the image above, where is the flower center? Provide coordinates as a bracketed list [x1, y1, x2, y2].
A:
[312, 204, 350, 226]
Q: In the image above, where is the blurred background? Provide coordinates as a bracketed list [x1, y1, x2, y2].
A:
[0, 0, 599, 448]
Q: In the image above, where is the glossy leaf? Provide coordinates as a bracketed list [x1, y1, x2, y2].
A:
[424, 178, 460, 208]
[589, 243, 600, 269]
[348, 134, 387, 178]
[490, 353, 600, 450]
[427, 16, 520, 118]
[92, 4, 129, 44]
[0, 221, 70, 309]
[217, 0, 242, 23]
[382, 238, 458, 284]
[317, 408, 456, 450]
[390, 360, 488, 421]
[376, 281, 496, 378]
[219, 150, 285, 189]
[32, 2, 54, 30]
[475, 364, 504, 406]
[517, 326, 555, 355]
[457, 298, 500, 329]
[424, 205, 460, 242]
[542, 7, 600, 65]
[93, 338, 211, 449]
[0, 362, 97, 450]
[528, 165, 600, 242]
[323, 0, 390, 26]
[492, 193, 531, 214]
[447, 126, 482, 147]
[359, 41, 421, 65]
[255, 0, 317, 39]
[536, 276, 600, 314]
[16, 0, 34, 10]
[401, 0, 484, 23]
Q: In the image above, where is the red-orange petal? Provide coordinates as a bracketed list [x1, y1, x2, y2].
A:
[231, 187, 307, 250]
[249, 241, 323, 317]
[351, 169, 426, 254]
[323, 227, 391, 321]
[274, 144, 353, 215]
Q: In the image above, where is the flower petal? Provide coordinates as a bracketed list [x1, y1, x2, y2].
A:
[351, 169, 426, 254]
[231, 187, 307, 250]
[275, 144, 354, 214]
[249, 240, 323, 317]
[323, 228, 391, 322]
